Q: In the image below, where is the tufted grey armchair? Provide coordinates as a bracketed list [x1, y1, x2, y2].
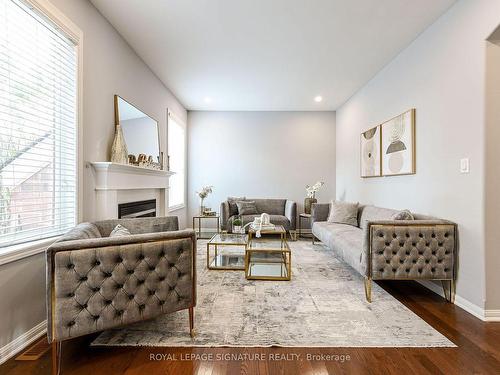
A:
[46, 217, 196, 373]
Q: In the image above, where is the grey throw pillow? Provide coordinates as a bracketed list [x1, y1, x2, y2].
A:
[228, 196, 246, 216]
[392, 209, 414, 221]
[109, 224, 131, 237]
[236, 200, 258, 215]
[327, 200, 359, 226]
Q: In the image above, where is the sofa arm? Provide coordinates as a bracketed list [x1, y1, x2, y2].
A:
[285, 200, 297, 230]
[47, 229, 196, 342]
[362, 220, 457, 280]
[311, 203, 330, 226]
[220, 201, 230, 230]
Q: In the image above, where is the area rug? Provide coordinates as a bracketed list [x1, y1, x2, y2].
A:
[92, 239, 455, 347]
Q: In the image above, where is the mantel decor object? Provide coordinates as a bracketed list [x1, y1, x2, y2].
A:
[110, 124, 128, 164]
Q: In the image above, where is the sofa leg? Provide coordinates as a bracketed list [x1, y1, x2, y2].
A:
[188, 307, 195, 338]
[441, 280, 455, 304]
[364, 277, 372, 303]
[51, 341, 61, 375]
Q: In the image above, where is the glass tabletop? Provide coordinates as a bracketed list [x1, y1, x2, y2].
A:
[208, 233, 247, 245]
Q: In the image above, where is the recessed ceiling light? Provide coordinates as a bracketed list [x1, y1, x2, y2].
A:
[314, 96, 323, 103]
[204, 97, 212, 103]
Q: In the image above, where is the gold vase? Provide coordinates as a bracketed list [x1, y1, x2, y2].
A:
[111, 124, 128, 164]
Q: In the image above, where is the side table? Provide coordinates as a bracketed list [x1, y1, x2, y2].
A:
[193, 215, 220, 239]
[298, 213, 312, 238]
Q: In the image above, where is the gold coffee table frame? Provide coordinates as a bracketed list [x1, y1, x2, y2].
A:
[245, 225, 292, 281]
[207, 233, 247, 270]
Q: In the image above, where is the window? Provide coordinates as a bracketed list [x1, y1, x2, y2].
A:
[0, 0, 78, 248]
[168, 112, 185, 208]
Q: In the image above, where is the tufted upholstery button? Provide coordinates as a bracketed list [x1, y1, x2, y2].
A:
[82, 303, 88, 309]
[378, 251, 383, 255]
[406, 251, 410, 255]
[444, 233, 449, 238]
[399, 242, 404, 247]
[177, 248, 183, 255]
[149, 266, 155, 271]
[138, 279, 144, 285]
[159, 300, 165, 305]
[438, 242, 444, 247]
[159, 276, 166, 281]
[80, 276, 87, 282]
[399, 260, 404, 264]
[68, 321, 75, 327]
[432, 251, 436, 255]
[378, 233, 384, 238]
[149, 290, 155, 296]
[67, 292, 75, 297]
[128, 294, 134, 300]
[392, 233, 397, 239]
[444, 268, 449, 272]
[425, 260, 430, 264]
[139, 304, 145, 310]
[438, 259, 443, 263]
[386, 260, 390, 264]
[92, 315, 99, 321]
[116, 310, 123, 316]
[445, 251, 450, 255]
[406, 233, 410, 238]
[92, 287, 100, 292]
[392, 268, 396, 273]
[431, 233, 436, 238]
[419, 233, 423, 238]
[392, 251, 397, 255]
[139, 254, 145, 260]
[418, 251, 423, 255]
[103, 272, 112, 278]
[412, 260, 417, 264]
[379, 268, 384, 272]
[116, 284, 123, 289]
[159, 251, 165, 256]
[425, 242, 430, 247]
[168, 262, 175, 267]
[431, 268, 435, 272]
[127, 269, 134, 275]
[105, 300, 112, 305]
[116, 257, 123, 263]
[418, 269, 423, 273]
[406, 268, 410, 273]
[67, 263, 74, 269]
[412, 242, 416, 247]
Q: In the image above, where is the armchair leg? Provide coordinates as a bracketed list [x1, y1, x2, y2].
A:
[51, 341, 61, 375]
[364, 277, 372, 303]
[441, 280, 456, 303]
[188, 307, 195, 338]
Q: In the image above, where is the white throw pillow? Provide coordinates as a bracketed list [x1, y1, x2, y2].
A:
[109, 224, 131, 237]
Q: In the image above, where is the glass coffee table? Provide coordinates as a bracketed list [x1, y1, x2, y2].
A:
[245, 225, 292, 281]
[206, 233, 247, 270]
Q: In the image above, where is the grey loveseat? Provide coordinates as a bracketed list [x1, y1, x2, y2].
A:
[311, 204, 457, 303]
[220, 198, 296, 232]
[46, 217, 196, 373]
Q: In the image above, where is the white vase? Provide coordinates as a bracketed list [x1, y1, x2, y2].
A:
[111, 124, 128, 164]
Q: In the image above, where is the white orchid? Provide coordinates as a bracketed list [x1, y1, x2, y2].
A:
[196, 185, 213, 199]
[305, 181, 324, 198]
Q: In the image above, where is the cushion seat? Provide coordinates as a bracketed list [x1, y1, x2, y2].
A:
[312, 222, 363, 273]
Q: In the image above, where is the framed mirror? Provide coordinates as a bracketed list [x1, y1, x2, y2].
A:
[114, 95, 162, 169]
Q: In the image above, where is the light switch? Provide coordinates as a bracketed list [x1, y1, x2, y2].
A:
[460, 158, 470, 174]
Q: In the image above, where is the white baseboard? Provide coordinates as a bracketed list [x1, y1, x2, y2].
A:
[0, 320, 47, 365]
[416, 281, 500, 322]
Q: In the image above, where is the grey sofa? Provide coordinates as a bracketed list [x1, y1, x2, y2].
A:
[220, 198, 296, 232]
[46, 217, 196, 373]
[311, 204, 457, 303]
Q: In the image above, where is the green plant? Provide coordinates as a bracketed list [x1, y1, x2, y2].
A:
[233, 219, 242, 226]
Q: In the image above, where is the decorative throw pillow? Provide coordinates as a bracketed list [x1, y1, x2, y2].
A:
[327, 200, 359, 226]
[236, 200, 258, 215]
[392, 209, 414, 221]
[109, 224, 131, 237]
[227, 196, 246, 216]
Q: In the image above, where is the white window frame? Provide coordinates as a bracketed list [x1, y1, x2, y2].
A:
[167, 109, 187, 211]
[0, 0, 83, 264]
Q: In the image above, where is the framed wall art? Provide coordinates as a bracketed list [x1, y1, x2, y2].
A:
[360, 125, 381, 177]
[381, 109, 416, 176]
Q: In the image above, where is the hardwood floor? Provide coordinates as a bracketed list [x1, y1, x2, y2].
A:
[2, 281, 500, 375]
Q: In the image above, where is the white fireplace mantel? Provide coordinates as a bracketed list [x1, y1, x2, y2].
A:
[89, 162, 175, 219]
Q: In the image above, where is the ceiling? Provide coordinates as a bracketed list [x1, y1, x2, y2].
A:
[90, 0, 456, 111]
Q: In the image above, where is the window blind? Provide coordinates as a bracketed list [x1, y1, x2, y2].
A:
[168, 113, 185, 208]
[0, 0, 77, 247]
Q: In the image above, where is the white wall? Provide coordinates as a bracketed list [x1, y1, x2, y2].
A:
[335, 0, 500, 312]
[485, 35, 500, 311]
[0, 0, 186, 360]
[187, 111, 336, 226]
